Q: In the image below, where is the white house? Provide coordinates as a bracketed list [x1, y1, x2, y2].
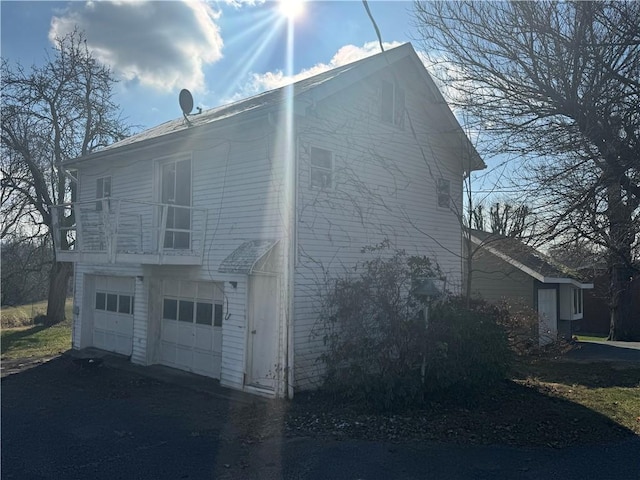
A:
[53, 43, 485, 398]
[468, 230, 593, 344]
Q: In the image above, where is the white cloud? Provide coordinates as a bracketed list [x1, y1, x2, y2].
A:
[230, 41, 403, 100]
[49, 0, 224, 93]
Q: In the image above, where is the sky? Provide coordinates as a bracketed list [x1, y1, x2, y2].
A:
[1, 0, 418, 130]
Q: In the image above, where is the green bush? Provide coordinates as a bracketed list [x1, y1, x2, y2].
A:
[317, 250, 511, 411]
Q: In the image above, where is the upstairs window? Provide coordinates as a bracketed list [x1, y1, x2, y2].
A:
[310, 147, 333, 189]
[381, 80, 405, 127]
[96, 176, 111, 211]
[437, 178, 451, 209]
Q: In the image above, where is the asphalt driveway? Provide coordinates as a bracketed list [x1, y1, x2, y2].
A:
[563, 340, 640, 363]
[2, 355, 639, 480]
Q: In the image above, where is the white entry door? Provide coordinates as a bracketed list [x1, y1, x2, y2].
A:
[248, 275, 279, 390]
[93, 276, 134, 356]
[537, 288, 558, 346]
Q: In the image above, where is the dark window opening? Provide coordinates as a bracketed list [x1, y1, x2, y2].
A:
[214, 303, 223, 327]
[196, 302, 213, 326]
[106, 293, 118, 312]
[95, 292, 106, 310]
[163, 298, 178, 320]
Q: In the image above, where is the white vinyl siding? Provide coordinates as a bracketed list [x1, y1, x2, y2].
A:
[293, 63, 464, 389]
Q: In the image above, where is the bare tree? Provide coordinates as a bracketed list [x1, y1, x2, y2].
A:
[1, 30, 129, 324]
[471, 201, 537, 241]
[414, 1, 640, 340]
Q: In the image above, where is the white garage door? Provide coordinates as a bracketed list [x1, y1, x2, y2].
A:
[93, 276, 134, 356]
[160, 280, 223, 379]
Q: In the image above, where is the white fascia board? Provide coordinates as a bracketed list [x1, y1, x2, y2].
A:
[542, 278, 594, 289]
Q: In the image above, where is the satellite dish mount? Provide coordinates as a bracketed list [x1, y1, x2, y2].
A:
[179, 89, 194, 126]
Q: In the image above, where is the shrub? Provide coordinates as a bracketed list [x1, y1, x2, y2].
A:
[317, 250, 511, 411]
[422, 298, 511, 395]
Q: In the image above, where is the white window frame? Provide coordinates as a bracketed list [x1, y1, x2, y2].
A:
[96, 176, 111, 211]
[309, 146, 334, 190]
[155, 154, 193, 250]
[437, 178, 451, 209]
[95, 290, 134, 315]
[162, 296, 223, 327]
[573, 288, 583, 316]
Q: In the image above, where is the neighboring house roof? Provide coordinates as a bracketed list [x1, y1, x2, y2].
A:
[218, 239, 279, 274]
[65, 43, 485, 171]
[469, 229, 593, 288]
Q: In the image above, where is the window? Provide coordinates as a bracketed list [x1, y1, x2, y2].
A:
[381, 80, 405, 127]
[160, 158, 192, 250]
[95, 291, 133, 314]
[310, 147, 333, 189]
[573, 288, 583, 315]
[178, 300, 194, 323]
[163, 298, 178, 320]
[196, 302, 213, 326]
[118, 295, 132, 314]
[106, 293, 118, 312]
[95, 292, 106, 310]
[164, 299, 222, 326]
[437, 178, 451, 209]
[96, 176, 111, 211]
[214, 303, 223, 327]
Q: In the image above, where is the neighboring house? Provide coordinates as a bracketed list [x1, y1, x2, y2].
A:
[468, 230, 593, 344]
[53, 44, 485, 398]
[567, 264, 640, 335]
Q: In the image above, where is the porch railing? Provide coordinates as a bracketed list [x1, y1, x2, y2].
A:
[52, 199, 209, 265]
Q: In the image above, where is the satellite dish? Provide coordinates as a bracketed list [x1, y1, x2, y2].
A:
[179, 89, 194, 116]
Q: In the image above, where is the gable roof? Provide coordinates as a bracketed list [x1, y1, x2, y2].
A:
[66, 43, 485, 171]
[469, 229, 593, 288]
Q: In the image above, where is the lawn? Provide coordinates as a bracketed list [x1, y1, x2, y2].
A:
[512, 359, 640, 437]
[575, 332, 609, 342]
[1, 299, 73, 359]
[1, 320, 72, 360]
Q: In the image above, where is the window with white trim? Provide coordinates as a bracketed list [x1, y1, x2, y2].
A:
[95, 291, 134, 315]
[162, 297, 223, 327]
[437, 178, 451, 209]
[310, 147, 333, 189]
[96, 176, 111, 211]
[573, 288, 583, 315]
[381, 80, 405, 127]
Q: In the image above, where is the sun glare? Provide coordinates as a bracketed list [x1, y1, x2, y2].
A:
[278, 0, 305, 20]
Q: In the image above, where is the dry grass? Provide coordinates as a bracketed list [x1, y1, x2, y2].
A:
[1, 299, 72, 328]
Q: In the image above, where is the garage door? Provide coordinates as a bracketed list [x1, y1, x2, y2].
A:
[93, 276, 134, 356]
[160, 280, 223, 379]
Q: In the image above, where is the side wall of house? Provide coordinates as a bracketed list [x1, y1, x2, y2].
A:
[74, 117, 287, 390]
[292, 58, 467, 390]
[469, 248, 534, 309]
